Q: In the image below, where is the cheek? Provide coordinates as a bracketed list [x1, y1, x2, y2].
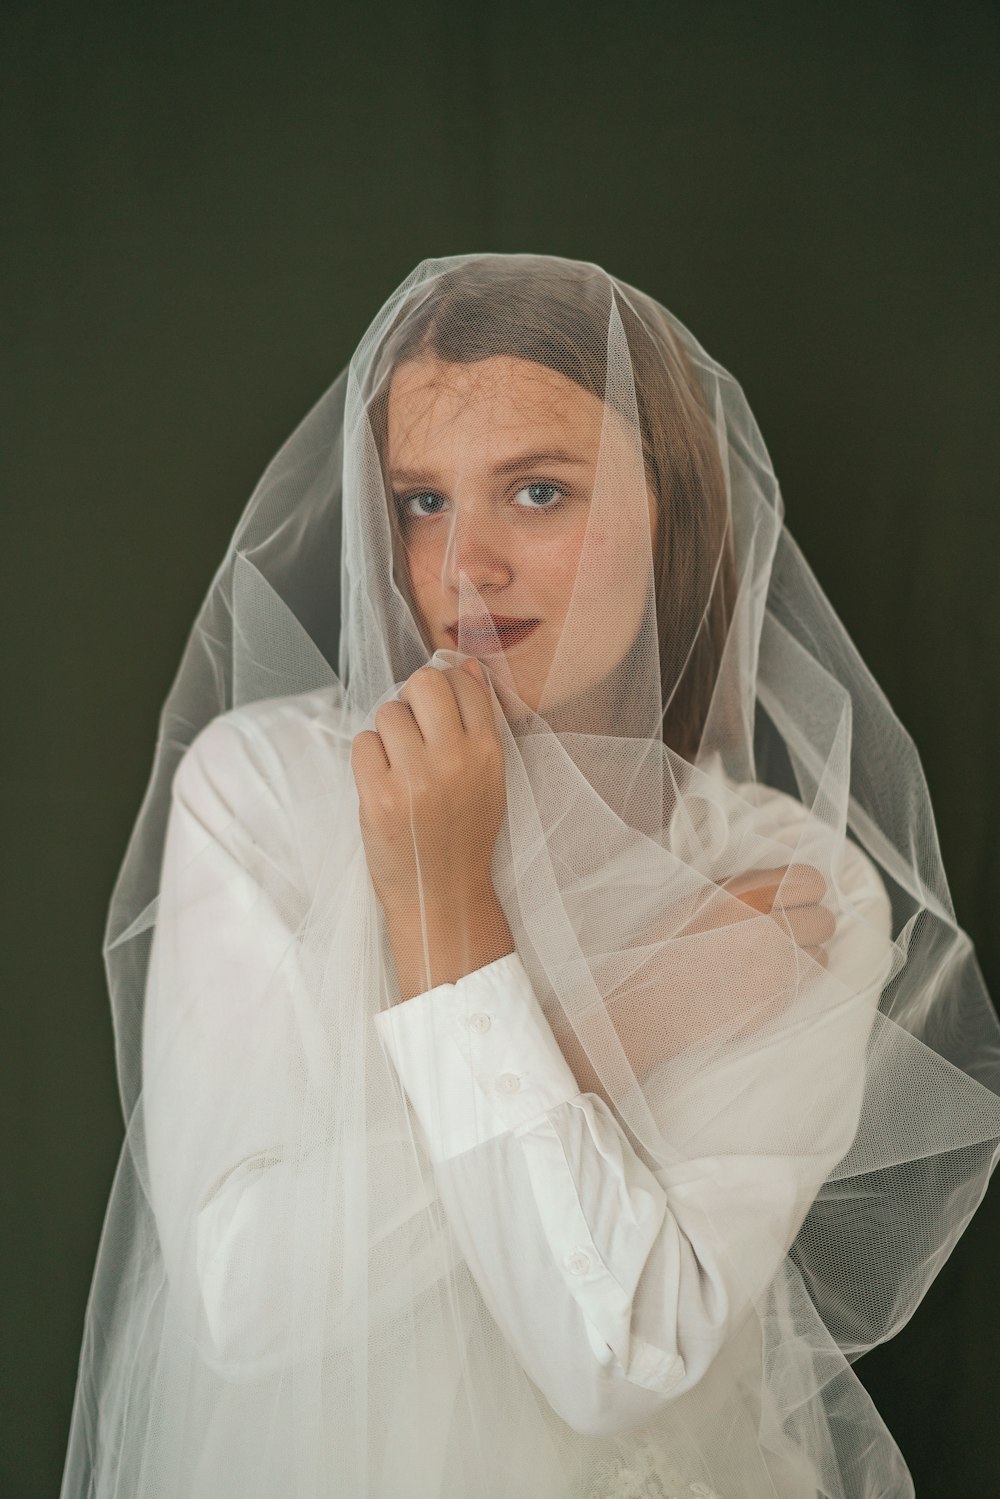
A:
[400, 541, 438, 599]
[555, 526, 645, 601]
[527, 533, 589, 603]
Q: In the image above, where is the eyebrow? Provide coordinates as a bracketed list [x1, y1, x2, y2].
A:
[388, 448, 588, 485]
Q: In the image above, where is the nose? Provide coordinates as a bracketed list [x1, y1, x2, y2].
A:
[439, 505, 514, 593]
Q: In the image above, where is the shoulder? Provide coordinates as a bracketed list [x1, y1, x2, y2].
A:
[172, 683, 359, 817]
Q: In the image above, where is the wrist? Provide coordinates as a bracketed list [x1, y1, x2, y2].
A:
[384, 882, 515, 1002]
[382, 876, 499, 938]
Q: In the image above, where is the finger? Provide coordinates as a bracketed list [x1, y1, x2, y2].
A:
[396, 665, 465, 748]
[772, 863, 828, 907]
[727, 865, 826, 911]
[349, 729, 391, 798]
[372, 697, 427, 774]
[446, 664, 500, 740]
[721, 868, 790, 914]
[681, 884, 763, 933]
[350, 728, 391, 774]
[731, 885, 780, 915]
[722, 866, 791, 904]
[778, 903, 837, 947]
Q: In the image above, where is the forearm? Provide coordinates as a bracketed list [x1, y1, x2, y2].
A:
[384, 889, 628, 1106]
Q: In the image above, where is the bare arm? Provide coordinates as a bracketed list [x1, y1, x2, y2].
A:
[385, 883, 515, 1002]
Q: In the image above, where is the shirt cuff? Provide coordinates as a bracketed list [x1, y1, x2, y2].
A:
[373, 951, 583, 1163]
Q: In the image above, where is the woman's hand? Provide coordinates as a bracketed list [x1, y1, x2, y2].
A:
[350, 658, 509, 930]
[631, 863, 836, 1060]
[551, 863, 837, 1101]
[684, 863, 834, 969]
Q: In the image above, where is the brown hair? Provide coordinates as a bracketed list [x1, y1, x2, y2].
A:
[367, 257, 736, 761]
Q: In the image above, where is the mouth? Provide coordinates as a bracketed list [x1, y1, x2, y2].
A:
[445, 617, 540, 652]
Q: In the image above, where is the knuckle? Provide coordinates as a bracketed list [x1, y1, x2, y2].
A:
[414, 665, 444, 690]
[375, 700, 404, 728]
[350, 730, 376, 770]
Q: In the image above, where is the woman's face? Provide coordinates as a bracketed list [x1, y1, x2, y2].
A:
[385, 354, 658, 718]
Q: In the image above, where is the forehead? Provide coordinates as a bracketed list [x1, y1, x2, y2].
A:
[385, 354, 610, 463]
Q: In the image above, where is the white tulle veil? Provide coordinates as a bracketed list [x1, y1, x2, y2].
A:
[60, 252, 1000, 1499]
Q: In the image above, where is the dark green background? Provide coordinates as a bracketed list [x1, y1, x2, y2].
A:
[4, 2, 998, 1492]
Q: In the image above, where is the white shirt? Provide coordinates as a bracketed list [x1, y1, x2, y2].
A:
[142, 686, 894, 1442]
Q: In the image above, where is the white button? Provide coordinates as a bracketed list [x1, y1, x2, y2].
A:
[566, 1249, 591, 1275]
[496, 1072, 521, 1094]
[467, 1012, 492, 1033]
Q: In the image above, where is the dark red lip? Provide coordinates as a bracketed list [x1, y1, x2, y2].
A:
[445, 619, 539, 651]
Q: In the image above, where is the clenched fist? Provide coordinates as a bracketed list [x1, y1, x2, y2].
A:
[350, 659, 508, 924]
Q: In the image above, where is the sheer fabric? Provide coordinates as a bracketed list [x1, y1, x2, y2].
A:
[61, 254, 1000, 1498]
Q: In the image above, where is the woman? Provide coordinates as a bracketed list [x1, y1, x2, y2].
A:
[60, 254, 1000, 1498]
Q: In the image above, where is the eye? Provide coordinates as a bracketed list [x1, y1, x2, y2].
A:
[395, 490, 445, 519]
[514, 481, 565, 510]
[395, 480, 568, 522]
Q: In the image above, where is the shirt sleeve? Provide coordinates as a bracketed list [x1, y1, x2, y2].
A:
[372, 832, 895, 1440]
[144, 706, 415, 1379]
[141, 710, 316, 1373]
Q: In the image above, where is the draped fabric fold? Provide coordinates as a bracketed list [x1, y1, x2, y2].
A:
[61, 254, 1000, 1499]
